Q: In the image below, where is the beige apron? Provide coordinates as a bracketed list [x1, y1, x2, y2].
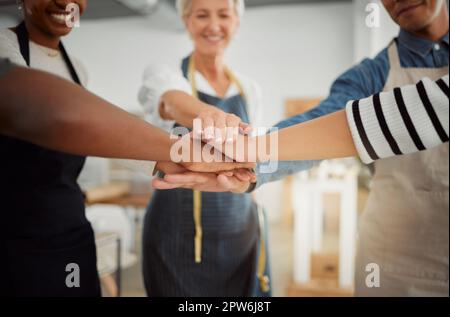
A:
[355, 41, 449, 297]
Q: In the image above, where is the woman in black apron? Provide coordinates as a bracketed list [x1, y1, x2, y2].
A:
[0, 0, 101, 297]
[140, 0, 271, 297]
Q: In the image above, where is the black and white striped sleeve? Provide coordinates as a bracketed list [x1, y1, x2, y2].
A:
[346, 75, 449, 164]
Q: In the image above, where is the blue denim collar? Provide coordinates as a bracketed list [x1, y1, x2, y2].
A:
[398, 29, 449, 57]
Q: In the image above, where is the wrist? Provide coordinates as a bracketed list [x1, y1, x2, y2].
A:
[198, 103, 219, 118]
[163, 91, 203, 127]
[183, 102, 212, 129]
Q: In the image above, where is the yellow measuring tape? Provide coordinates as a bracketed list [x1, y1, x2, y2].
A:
[257, 205, 270, 293]
[187, 57, 270, 293]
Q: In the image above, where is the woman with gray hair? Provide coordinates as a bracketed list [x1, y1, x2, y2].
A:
[138, 0, 271, 297]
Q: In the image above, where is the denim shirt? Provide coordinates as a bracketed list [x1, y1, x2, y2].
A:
[256, 30, 449, 187]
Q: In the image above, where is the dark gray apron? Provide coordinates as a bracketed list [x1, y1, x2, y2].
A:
[142, 56, 271, 297]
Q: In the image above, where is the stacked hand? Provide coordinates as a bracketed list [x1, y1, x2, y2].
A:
[153, 162, 256, 193]
[152, 150, 256, 194]
[152, 106, 257, 193]
[195, 106, 252, 143]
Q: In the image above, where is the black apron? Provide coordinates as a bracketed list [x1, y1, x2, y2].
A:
[142, 56, 272, 297]
[0, 22, 100, 297]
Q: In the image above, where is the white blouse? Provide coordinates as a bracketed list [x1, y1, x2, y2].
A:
[138, 63, 264, 133]
[0, 28, 88, 86]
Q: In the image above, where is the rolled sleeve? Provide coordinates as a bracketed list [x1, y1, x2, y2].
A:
[346, 75, 450, 164]
[138, 64, 192, 132]
[345, 99, 376, 164]
[255, 160, 319, 188]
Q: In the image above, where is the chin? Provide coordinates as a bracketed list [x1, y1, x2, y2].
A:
[57, 29, 73, 37]
[399, 19, 430, 33]
[44, 23, 73, 37]
[197, 41, 228, 55]
[396, 7, 433, 30]
[198, 47, 224, 57]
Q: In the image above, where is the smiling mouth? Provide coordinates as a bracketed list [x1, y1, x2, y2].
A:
[49, 12, 69, 25]
[203, 35, 225, 43]
[396, 3, 423, 17]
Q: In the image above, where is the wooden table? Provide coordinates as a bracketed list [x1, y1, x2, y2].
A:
[93, 192, 152, 208]
[85, 183, 152, 207]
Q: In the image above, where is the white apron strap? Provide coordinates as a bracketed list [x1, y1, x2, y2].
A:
[387, 40, 402, 70]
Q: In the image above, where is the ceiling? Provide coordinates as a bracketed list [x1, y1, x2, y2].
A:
[0, 0, 349, 21]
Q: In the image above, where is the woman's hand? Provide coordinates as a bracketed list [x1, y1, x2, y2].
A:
[155, 91, 252, 143]
[169, 133, 256, 172]
[152, 170, 256, 194]
[154, 161, 256, 175]
[154, 162, 188, 175]
[181, 161, 256, 173]
[181, 139, 256, 172]
[195, 105, 252, 143]
[220, 168, 257, 183]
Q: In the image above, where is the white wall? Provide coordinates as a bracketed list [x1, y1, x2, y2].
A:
[228, 3, 355, 220]
[64, 3, 190, 113]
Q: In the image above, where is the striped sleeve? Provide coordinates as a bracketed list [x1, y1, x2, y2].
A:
[346, 75, 449, 164]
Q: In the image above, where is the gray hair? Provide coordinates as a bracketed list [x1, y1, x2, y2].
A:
[176, 0, 245, 18]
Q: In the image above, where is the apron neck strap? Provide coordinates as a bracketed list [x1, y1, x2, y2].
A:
[16, 21, 30, 66]
[59, 40, 81, 85]
[187, 55, 246, 101]
[15, 21, 81, 86]
[187, 55, 199, 98]
[387, 40, 402, 70]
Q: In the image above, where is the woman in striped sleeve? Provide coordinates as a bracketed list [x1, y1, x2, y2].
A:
[347, 75, 449, 164]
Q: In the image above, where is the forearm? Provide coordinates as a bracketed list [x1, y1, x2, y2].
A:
[265, 110, 357, 161]
[0, 67, 176, 161]
[217, 110, 356, 163]
[160, 90, 208, 128]
[260, 76, 450, 163]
